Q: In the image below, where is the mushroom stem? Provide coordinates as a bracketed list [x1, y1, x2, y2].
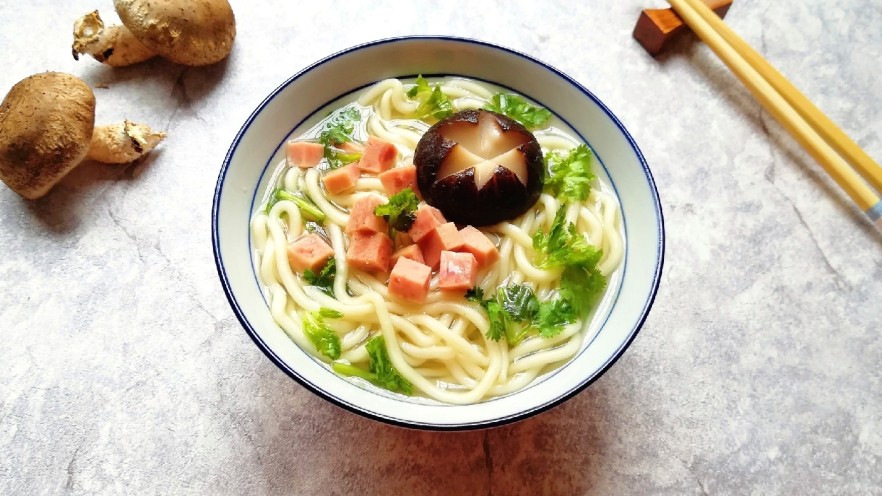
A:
[86, 120, 166, 164]
[72, 10, 156, 67]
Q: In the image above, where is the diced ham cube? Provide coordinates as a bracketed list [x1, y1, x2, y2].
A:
[417, 222, 465, 270]
[322, 163, 361, 195]
[346, 231, 392, 273]
[378, 164, 420, 197]
[345, 195, 388, 234]
[388, 257, 432, 304]
[286, 141, 325, 168]
[458, 226, 499, 268]
[287, 233, 334, 274]
[356, 136, 398, 174]
[438, 251, 478, 291]
[391, 244, 425, 267]
[408, 204, 447, 242]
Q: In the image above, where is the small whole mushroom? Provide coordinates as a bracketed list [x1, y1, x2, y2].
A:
[0, 72, 166, 199]
[413, 109, 545, 226]
[72, 0, 236, 67]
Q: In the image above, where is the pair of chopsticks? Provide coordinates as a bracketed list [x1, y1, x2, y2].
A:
[667, 0, 882, 230]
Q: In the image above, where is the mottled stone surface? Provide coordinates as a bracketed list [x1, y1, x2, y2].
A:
[1, 1, 881, 494]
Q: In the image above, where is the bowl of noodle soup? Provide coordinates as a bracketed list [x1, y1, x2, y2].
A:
[213, 36, 664, 429]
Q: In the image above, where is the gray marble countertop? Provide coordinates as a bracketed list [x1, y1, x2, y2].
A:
[2, 1, 880, 494]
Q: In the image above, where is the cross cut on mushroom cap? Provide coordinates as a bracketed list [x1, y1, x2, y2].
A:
[436, 111, 530, 190]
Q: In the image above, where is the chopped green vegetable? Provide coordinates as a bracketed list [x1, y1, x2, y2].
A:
[466, 208, 607, 343]
[484, 93, 552, 130]
[318, 107, 361, 147]
[301, 308, 342, 360]
[303, 257, 336, 296]
[468, 283, 538, 345]
[532, 207, 602, 270]
[407, 75, 453, 121]
[366, 336, 413, 395]
[544, 144, 595, 202]
[318, 107, 363, 168]
[374, 188, 419, 233]
[534, 298, 577, 338]
[332, 335, 413, 395]
[532, 205, 607, 324]
[265, 188, 325, 222]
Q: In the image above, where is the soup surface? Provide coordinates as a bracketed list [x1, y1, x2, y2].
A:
[251, 76, 624, 404]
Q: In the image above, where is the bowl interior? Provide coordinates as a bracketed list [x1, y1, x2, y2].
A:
[213, 37, 664, 429]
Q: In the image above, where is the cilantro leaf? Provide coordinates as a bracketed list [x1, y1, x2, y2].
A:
[544, 145, 595, 202]
[365, 335, 413, 395]
[265, 188, 325, 222]
[317, 107, 363, 168]
[484, 93, 552, 130]
[534, 298, 577, 338]
[408, 75, 453, 121]
[469, 283, 538, 345]
[303, 257, 336, 296]
[301, 308, 342, 360]
[318, 107, 361, 147]
[374, 188, 419, 232]
[532, 207, 602, 270]
[559, 264, 606, 316]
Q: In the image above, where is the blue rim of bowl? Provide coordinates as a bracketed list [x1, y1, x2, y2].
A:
[212, 35, 665, 431]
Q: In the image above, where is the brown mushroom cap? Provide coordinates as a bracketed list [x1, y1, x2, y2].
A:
[0, 73, 95, 200]
[114, 0, 236, 66]
[414, 109, 545, 226]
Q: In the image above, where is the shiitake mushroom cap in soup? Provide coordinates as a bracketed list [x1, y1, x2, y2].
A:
[414, 109, 544, 226]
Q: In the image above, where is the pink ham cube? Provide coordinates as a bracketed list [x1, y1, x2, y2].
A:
[408, 204, 446, 243]
[322, 163, 361, 195]
[378, 164, 419, 197]
[417, 222, 465, 270]
[438, 251, 478, 291]
[345, 231, 393, 273]
[287, 233, 334, 274]
[388, 257, 432, 303]
[458, 226, 499, 268]
[286, 141, 325, 168]
[356, 136, 398, 174]
[345, 195, 388, 234]
[391, 243, 425, 267]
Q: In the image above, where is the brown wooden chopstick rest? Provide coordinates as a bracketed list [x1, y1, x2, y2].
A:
[633, 0, 734, 55]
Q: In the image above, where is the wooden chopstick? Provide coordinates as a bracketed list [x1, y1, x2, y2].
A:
[667, 0, 882, 227]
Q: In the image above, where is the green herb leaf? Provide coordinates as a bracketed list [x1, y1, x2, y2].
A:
[534, 298, 577, 338]
[484, 93, 552, 130]
[265, 188, 326, 222]
[318, 107, 361, 147]
[374, 188, 419, 232]
[544, 144, 595, 202]
[532, 207, 602, 270]
[408, 75, 453, 121]
[365, 335, 413, 395]
[303, 258, 336, 296]
[531, 205, 607, 328]
[301, 308, 342, 360]
[497, 284, 540, 322]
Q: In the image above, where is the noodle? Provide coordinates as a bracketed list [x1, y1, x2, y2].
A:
[250, 77, 624, 404]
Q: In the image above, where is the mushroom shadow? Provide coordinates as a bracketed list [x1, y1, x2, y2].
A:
[23, 152, 162, 234]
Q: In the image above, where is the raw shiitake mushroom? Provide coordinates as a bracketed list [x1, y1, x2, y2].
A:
[0, 72, 165, 199]
[414, 109, 544, 226]
[72, 0, 236, 67]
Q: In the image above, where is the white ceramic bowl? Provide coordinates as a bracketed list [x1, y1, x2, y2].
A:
[212, 36, 664, 430]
